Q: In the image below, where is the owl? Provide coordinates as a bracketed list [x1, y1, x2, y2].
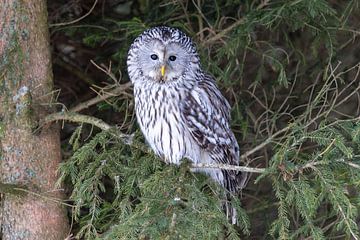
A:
[127, 26, 247, 224]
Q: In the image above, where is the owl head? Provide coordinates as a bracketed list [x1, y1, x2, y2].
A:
[127, 26, 200, 83]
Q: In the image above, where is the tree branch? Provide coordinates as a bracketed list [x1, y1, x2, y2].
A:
[43, 111, 360, 175]
[49, 0, 98, 27]
[203, 19, 244, 45]
[44, 111, 266, 173]
[0, 183, 28, 197]
[191, 163, 266, 173]
[69, 82, 132, 112]
[240, 125, 291, 160]
[45, 111, 111, 130]
[43, 111, 135, 144]
[0, 182, 74, 207]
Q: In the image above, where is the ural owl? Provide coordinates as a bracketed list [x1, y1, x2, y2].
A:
[127, 26, 247, 224]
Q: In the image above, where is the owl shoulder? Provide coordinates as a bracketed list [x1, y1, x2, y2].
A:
[190, 72, 232, 121]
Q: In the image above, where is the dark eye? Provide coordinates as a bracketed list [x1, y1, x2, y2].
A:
[169, 55, 177, 61]
[150, 54, 158, 60]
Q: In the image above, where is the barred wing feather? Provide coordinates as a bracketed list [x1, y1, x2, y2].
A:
[181, 75, 246, 192]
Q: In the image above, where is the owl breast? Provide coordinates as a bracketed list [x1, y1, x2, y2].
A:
[134, 82, 199, 164]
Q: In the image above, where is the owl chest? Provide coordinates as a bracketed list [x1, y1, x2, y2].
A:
[134, 86, 190, 164]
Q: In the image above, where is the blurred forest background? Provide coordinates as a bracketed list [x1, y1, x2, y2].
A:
[44, 0, 360, 239]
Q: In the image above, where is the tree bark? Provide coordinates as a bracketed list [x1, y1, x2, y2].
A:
[0, 1, 69, 239]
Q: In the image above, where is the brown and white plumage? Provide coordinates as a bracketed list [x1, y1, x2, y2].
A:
[127, 26, 247, 223]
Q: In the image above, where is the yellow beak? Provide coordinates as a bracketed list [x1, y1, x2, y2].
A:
[161, 65, 166, 77]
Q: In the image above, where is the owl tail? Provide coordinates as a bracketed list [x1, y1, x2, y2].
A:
[223, 170, 249, 225]
[224, 195, 238, 225]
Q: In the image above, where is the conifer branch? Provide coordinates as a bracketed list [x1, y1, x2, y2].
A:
[44, 110, 268, 173]
[202, 0, 270, 45]
[300, 158, 360, 171]
[203, 19, 244, 45]
[44, 110, 360, 174]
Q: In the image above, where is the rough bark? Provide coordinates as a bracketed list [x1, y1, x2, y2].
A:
[0, 1, 69, 239]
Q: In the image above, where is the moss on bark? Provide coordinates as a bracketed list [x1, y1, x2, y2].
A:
[0, 1, 69, 239]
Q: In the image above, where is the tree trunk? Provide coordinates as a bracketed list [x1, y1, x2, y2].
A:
[0, 1, 69, 239]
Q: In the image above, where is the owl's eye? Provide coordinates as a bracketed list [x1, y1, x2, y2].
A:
[150, 54, 158, 60]
[169, 55, 177, 61]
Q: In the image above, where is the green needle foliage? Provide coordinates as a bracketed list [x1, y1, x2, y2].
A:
[58, 130, 249, 239]
[54, 0, 360, 239]
[262, 119, 360, 239]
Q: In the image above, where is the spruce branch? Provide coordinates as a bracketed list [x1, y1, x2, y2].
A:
[203, 19, 244, 45]
[299, 158, 360, 171]
[240, 63, 360, 161]
[202, 0, 270, 45]
[315, 169, 360, 240]
[44, 107, 267, 174]
[42, 61, 360, 175]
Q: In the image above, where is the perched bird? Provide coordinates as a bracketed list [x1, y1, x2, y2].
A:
[127, 26, 247, 224]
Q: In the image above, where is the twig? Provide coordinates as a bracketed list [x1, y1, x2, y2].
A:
[43, 111, 134, 145]
[70, 82, 132, 112]
[335, 159, 360, 170]
[191, 163, 266, 173]
[240, 125, 291, 160]
[50, 0, 98, 27]
[169, 212, 177, 233]
[299, 158, 360, 171]
[0, 182, 74, 207]
[45, 111, 111, 130]
[90, 60, 118, 82]
[240, 64, 360, 161]
[58, 60, 133, 112]
[203, 18, 244, 45]
[0, 183, 28, 197]
[202, 2, 270, 45]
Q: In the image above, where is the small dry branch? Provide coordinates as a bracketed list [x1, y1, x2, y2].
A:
[191, 163, 266, 173]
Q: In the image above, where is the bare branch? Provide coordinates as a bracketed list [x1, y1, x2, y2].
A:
[70, 82, 132, 112]
[50, 0, 98, 27]
[191, 163, 266, 173]
[240, 125, 291, 160]
[45, 111, 111, 130]
[43, 111, 134, 145]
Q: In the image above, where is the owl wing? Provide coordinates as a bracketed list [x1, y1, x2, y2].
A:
[181, 74, 247, 192]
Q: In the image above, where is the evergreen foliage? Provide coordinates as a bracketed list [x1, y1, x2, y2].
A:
[59, 130, 249, 239]
[52, 0, 360, 239]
